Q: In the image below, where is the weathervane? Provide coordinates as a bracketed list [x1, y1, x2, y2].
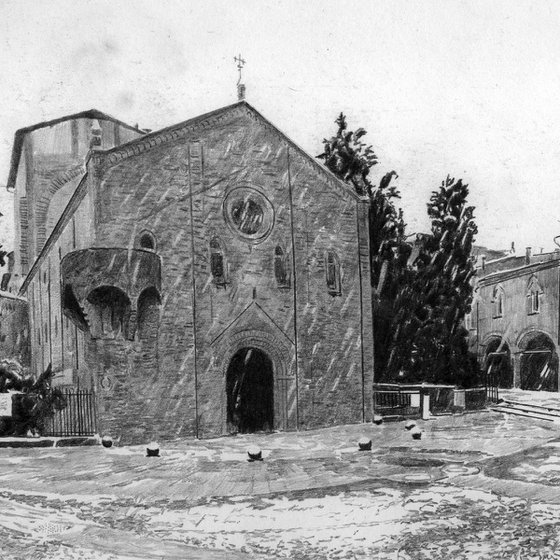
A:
[234, 54, 246, 101]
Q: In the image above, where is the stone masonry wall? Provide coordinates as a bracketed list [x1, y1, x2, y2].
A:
[287, 146, 373, 429]
[27, 189, 94, 386]
[87, 103, 372, 442]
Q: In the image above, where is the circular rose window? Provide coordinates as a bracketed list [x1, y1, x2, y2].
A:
[224, 187, 274, 242]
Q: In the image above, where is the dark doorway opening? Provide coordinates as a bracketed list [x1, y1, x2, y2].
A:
[226, 347, 274, 433]
[520, 333, 558, 392]
[485, 338, 513, 389]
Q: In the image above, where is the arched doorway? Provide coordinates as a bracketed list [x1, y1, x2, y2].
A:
[226, 347, 274, 433]
[519, 332, 559, 391]
[484, 337, 513, 388]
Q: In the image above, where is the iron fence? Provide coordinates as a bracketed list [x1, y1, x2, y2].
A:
[486, 382, 499, 404]
[373, 390, 413, 410]
[373, 390, 424, 419]
[43, 388, 98, 437]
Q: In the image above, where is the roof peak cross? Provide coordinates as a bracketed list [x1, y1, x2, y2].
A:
[234, 54, 246, 84]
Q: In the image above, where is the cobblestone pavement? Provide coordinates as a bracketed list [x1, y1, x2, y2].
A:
[1, 412, 560, 559]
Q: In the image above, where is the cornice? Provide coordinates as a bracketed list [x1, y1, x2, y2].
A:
[478, 258, 560, 287]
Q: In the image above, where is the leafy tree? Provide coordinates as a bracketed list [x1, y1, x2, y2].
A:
[386, 176, 479, 386]
[0, 362, 67, 436]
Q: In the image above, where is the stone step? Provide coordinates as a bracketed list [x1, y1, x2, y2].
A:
[491, 405, 560, 423]
[501, 399, 560, 416]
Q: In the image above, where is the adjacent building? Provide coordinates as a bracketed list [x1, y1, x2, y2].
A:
[472, 247, 560, 392]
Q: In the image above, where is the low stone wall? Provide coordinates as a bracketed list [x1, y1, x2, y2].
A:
[373, 383, 489, 416]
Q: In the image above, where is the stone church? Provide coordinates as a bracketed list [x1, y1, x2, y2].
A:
[3, 100, 374, 443]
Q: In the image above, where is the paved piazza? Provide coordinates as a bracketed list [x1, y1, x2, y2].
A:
[1, 411, 560, 559]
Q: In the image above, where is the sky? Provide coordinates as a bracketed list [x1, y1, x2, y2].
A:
[1, 0, 560, 254]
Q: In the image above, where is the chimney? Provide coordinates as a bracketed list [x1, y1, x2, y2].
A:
[525, 247, 532, 264]
[511, 241, 515, 254]
[481, 255, 486, 271]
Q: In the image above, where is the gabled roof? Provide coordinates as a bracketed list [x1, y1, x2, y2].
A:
[6, 109, 141, 192]
[18, 101, 367, 295]
[94, 100, 365, 202]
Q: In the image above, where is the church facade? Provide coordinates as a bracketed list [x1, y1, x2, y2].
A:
[6, 101, 374, 443]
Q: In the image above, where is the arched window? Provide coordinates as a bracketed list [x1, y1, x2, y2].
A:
[326, 251, 341, 295]
[138, 231, 156, 251]
[210, 237, 227, 286]
[527, 276, 542, 315]
[492, 285, 504, 318]
[274, 245, 290, 288]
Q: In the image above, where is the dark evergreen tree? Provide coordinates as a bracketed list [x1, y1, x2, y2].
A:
[386, 176, 479, 386]
[317, 113, 378, 196]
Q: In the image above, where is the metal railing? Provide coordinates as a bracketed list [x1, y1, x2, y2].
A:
[43, 389, 98, 437]
[374, 390, 413, 410]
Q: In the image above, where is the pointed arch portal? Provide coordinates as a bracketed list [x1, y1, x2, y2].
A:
[226, 347, 274, 433]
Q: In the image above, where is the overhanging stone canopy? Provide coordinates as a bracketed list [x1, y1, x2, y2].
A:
[61, 248, 161, 339]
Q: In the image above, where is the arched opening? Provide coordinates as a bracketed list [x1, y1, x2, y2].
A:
[139, 231, 156, 251]
[484, 337, 513, 388]
[226, 347, 274, 433]
[86, 286, 131, 339]
[519, 332, 558, 391]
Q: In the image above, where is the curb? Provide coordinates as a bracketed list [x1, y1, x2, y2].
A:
[0, 437, 99, 448]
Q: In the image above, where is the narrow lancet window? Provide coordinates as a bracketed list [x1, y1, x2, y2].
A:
[492, 285, 504, 318]
[274, 245, 290, 288]
[210, 237, 227, 286]
[326, 251, 341, 295]
[527, 276, 542, 314]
